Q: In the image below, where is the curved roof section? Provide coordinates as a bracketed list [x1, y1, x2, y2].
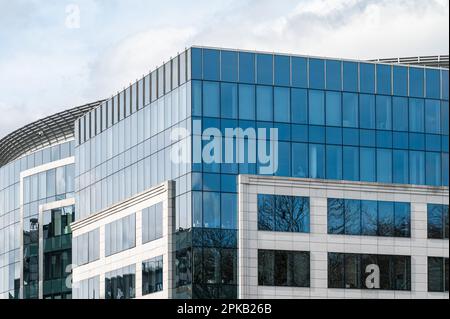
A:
[0, 100, 104, 167]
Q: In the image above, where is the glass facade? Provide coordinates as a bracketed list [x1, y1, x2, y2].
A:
[142, 202, 163, 244]
[105, 264, 136, 299]
[142, 256, 163, 295]
[427, 204, 449, 239]
[428, 257, 449, 292]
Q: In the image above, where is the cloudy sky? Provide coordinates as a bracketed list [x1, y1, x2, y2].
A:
[0, 0, 448, 138]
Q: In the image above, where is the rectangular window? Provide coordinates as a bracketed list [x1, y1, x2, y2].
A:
[142, 256, 163, 295]
[359, 94, 375, 129]
[377, 149, 392, 183]
[292, 57, 308, 88]
[328, 253, 411, 291]
[425, 99, 441, 134]
[428, 204, 449, 239]
[291, 88, 307, 124]
[203, 81, 220, 117]
[309, 143, 325, 179]
[343, 61, 358, 92]
[274, 87, 290, 122]
[360, 63, 375, 93]
[376, 95, 392, 130]
[409, 151, 425, 185]
[376, 64, 391, 95]
[142, 202, 163, 244]
[105, 265, 136, 299]
[392, 97, 408, 131]
[428, 257, 449, 292]
[203, 192, 220, 228]
[105, 214, 136, 256]
[257, 54, 273, 85]
[239, 52, 255, 84]
[292, 143, 308, 178]
[274, 55, 290, 86]
[393, 66, 408, 96]
[326, 91, 342, 126]
[258, 250, 310, 287]
[409, 67, 424, 98]
[342, 93, 358, 128]
[309, 58, 325, 89]
[221, 50, 238, 82]
[326, 60, 341, 91]
[426, 69, 440, 99]
[393, 150, 409, 184]
[343, 146, 359, 181]
[326, 145, 342, 180]
[257, 194, 310, 233]
[221, 82, 238, 119]
[238, 84, 255, 120]
[256, 85, 273, 121]
[309, 90, 325, 125]
[360, 147, 375, 182]
[203, 49, 220, 81]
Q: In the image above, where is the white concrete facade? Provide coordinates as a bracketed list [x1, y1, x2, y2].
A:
[71, 181, 175, 299]
[238, 175, 449, 299]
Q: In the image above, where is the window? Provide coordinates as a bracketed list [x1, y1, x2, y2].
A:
[191, 48, 202, 80]
[292, 143, 308, 178]
[291, 88, 307, 124]
[142, 256, 163, 295]
[256, 86, 273, 121]
[203, 49, 220, 81]
[309, 144, 325, 179]
[221, 193, 237, 230]
[343, 62, 358, 92]
[105, 214, 135, 256]
[142, 202, 163, 243]
[426, 69, 441, 99]
[360, 63, 375, 93]
[326, 145, 342, 180]
[309, 59, 325, 89]
[192, 80, 202, 116]
[105, 265, 135, 299]
[73, 229, 99, 266]
[326, 91, 341, 126]
[203, 81, 220, 118]
[258, 250, 310, 287]
[343, 146, 359, 181]
[360, 147, 375, 182]
[409, 151, 425, 185]
[258, 194, 310, 233]
[274, 87, 290, 122]
[326, 60, 341, 91]
[428, 257, 449, 292]
[239, 52, 255, 83]
[221, 83, 238, 119]
[238, 84, 255, 120]
[377, 149, 392, 183]
[328, 253, 411, 291]
[274, 55, 290, 86]
[359, 94, 375, 129]
[74, 276, 100, 299]
[409, 67, 424, 98]
[309, 90, 325, 125]
[327, 199, 410, 238]
[425, 99, 441, 134]
[257, 54, 273, 85]
[392, 97, 408, 131]
[393, 150, 409, 184]
[203, 192, 220, 228]
[376, 95, 392, 130]
[427, 204, 449, 239]
[292, 57, 307, 88]
[342, 93, 358, 128]
[221, 50, 238, 82]
[376, 64, 391, 95]
[393, 66, 408, 96]
[426, 152, 441, 186]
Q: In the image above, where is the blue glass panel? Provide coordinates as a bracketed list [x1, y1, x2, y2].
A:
[409, 133, 425, 151]
[393, 132, 409, 149]
[343, 128, 359, 146]
[309, 90, 325, 125]
[360, 148, 376, 182]
[377, 149, 392, 183]
[392, 97, 408, 131]
[359, 94, 375, 129]
[275, 123, 291, 141]
[442, 153, 449, 186]
[203, 49, 220, 81]
[376, 131, 392, 148]
[274, 55, 290, 86]
[360, 129, 376, 147]
[442, 70, 449, 100]
[394, 202, 411, 237]
[326, 60, 342, 91]
[328, 198, 344, 234]
[426, 152, 441, 186]
[276, 142, 291, 177]
[221, 50, 238, 82]
[192, 172, 203, 191]
[292, 57, 308, 88]
[425, 99, 441, 134]
[326, 91, 342, 126]
[360, 63, 375, 94]
[274, 87, 290, 122]
[378, 201, 394, 237]
[393, 150, 409, 184]
[345, 200, 361, 235]
[343, 146, 359, 181]
[256, 86, 273, 121]
[292, 143, 308, 178]
[409, 151, 425, 185]
[291, 88, 308, 124]
[238, 84, 255, 120]
[326, 145, 342, 180]
[221, 83, 238, 119]
[442, 101, 449, 135]
[203, 192, 220, 228]
[203, 173, 221, 192]
[442, 135, 449, 152]
[376, 95, 392, 130]
[361, 200, 378, 236]
[326, 127, 342, 145]
[239, 52, 255, 84]
[409, 98, 424, 132]
[191, 48, 202, 80]
[291, 124, 308, 143]
[342, 93, 358, 128]
[192, 80, 202, 116]
[393, 66, 408, 96]
[309, 144, 325, 179]
[309, 126, 325, 143]
[343, 62, 358, 92]
[309, 59, 325, 89]
[376, 64, 391, 95]
[221, 174, 237, 193]
[203, 81, 220, 117]
[426, 69, 440, 99]
[409, 67, 424, 98]
[257, 54, 273, 85]
[221, 193, 237, 229]
[426, 134, 441, 152]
